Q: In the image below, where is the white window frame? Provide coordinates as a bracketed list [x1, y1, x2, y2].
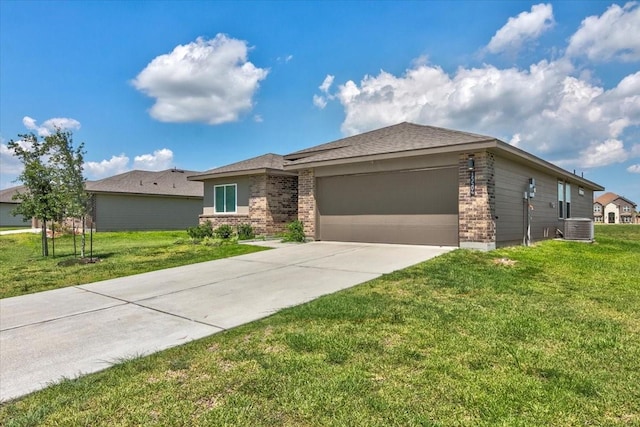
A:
[623, 205, 630, 212]
[594, 205, 601, 212]
[558, 180, 571, 219]
[214, 184, 237, 214]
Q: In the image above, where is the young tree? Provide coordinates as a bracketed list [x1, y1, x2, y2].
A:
[8, 129, 88, 257]
[8, 134, 62, 256]
[46, 129, 89, 257]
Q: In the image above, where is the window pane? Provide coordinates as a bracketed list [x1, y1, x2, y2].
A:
[558, 181, 564, 218]
[215, 187, 225, 213]
[225, 185, 236, 213]
[566, 202, 571, 218]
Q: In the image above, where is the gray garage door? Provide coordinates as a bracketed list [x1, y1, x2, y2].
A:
[316, 167, 458, 245]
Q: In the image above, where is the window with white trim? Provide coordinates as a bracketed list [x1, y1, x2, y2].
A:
[214, 184, 237, 213]
[558, 181, 571, 219]
[623, 205, 630, 212]
[594, 205, 601, 212]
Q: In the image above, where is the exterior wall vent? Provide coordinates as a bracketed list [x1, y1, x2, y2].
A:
[564, 218, 594, 241]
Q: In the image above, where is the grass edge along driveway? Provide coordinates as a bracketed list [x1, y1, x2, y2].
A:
[0, 230, 269, 299]
[1, 225, 639, 426]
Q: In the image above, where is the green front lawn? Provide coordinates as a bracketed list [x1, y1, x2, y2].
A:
[1, 225, 639, 426]
[0, 231, 268, 299]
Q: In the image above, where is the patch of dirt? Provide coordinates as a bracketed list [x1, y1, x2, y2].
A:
[57, 257, 101, 267]
[493, 257, 517, 266]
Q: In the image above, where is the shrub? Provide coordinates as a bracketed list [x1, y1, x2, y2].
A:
[214, 224, 234, 240]
[237, 223, 255, 240]
[282, 220, 306, 243]
[187, 221, 214, 240]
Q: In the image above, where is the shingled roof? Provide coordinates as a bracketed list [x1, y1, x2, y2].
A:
[85, 168, 203, 198]
[284, 122, 494, 166]
[188, 153, 294, 181]
[595, 192, 636, 207]
[0, 185, 26, 204]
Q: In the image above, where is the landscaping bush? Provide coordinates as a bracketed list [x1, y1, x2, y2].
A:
[186, 221, 214, 240]
[237, 223, 255, 240]
[214, 224, 234, 240]
[282, 220, 306, 242]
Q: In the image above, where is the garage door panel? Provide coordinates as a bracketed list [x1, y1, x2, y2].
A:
[319, 214, 458, 246]
[316, 168, 459, 245]
[317, 169, 457, 216]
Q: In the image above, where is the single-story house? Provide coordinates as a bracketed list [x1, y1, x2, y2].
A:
[190, 122, 604, 250]
[593, 192, 637, 224]
[0, 186, 33, 227]
[85, 168, 203, 231]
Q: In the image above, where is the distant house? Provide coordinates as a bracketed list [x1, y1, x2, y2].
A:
[85, 168, 203, 231]
[190, 122, 603, 249]
[594, 192, 637, 224]
[0, 186, 32, 227]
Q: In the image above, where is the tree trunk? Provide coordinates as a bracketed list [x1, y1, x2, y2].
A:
[81, 217, 86, 258]
[41, 218, 49, 257]
[73, 220, 77, 257]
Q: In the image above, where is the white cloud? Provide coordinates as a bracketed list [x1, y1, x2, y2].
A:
[0, 143, 23, 175]
[313, 94, 328, 109]
[486, 3, 554, 54]
[84, 155, 130, 179]
[324, 57, 639, 169]
[133, 148, 174, 170]
[578, 139, 628, 168]
[567, 2, 640, 62]
[22, 116, 81, 137]
[84, 148, 175, 179]
[132, 34, 268, 125]
[627, 164, 640, 173]
[253, 114, 264, 123]
[319, 75, 335, 93]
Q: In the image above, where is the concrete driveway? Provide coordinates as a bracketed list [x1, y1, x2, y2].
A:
[0, 241, 454, 401]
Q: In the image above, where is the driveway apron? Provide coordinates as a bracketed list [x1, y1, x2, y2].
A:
[0, 241, 454, 401]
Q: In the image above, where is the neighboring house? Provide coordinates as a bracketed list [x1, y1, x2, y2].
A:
[190, 122, 603, 250]
[0, 186, 33, 227]
[188, 154, 298, 235]
[85, 168, 203, 231]
[593, 192, 637, 224]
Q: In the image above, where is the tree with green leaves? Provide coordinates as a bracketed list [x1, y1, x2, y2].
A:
[8, 129, 88, 257]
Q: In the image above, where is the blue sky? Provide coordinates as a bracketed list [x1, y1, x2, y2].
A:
[1, 1, 639, 204]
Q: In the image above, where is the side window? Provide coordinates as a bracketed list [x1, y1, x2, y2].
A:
[214, 184, 237, 213]
[566, 183, 571, 218]
[558, 181, 564, 218]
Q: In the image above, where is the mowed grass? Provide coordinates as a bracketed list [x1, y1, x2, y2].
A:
[0, 231, 268, 299]
[1, 225, 639, 426]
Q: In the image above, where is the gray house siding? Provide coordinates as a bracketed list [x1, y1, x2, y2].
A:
[494, 155, 594, 246]
[94, 194, 202, 231]
[0, 203, 31, 227]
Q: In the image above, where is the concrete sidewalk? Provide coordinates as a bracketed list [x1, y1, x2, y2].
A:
[0, 241, 454, 401]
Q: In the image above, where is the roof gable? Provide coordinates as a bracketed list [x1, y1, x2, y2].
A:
[595, 192, 636, 207]
[284, 122, 494, 165]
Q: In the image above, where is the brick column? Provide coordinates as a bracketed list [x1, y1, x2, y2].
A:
[249, 175, 267, 235]
[266, 175, 298, 234]
[458, 151, 496, 250]
[297, 168, 316, 239]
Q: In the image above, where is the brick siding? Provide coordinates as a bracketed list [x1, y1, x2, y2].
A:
[458, 151, 496, 249]
[199, 173, 298, 236]
[297, 168, 316, 238]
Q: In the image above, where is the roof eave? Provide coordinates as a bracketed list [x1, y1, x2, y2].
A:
[188, 168, 296, 181]
[283, 139, 498, 170]
[87, 190, 203, 199]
